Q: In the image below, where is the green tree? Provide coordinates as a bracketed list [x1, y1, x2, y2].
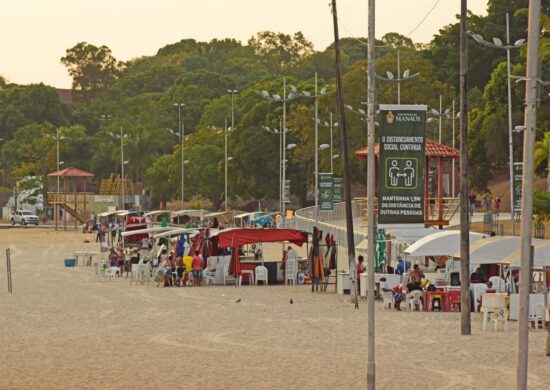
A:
[0, 123, 57, 205]
[61, 42, 124, 103]
[248, 31, 314, 71]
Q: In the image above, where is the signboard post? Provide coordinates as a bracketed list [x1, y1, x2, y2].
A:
[332, 177, 343, 203]
[284, 180, 291, 203]
[513, 162, 523, 213]
[378, 105, 427, 225]
[319, 173, 333, 211]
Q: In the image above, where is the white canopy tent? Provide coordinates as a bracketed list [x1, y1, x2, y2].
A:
[404, 230, 486, 257]
[452, 236, 525, 265]
[501, 240, 550, 267]
[121, 226, 173, 237]
[386, 226, 437, 242]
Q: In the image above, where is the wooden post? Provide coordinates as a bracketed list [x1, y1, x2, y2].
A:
[459, 0, 472, 336]
[366, 0, 377, 387]
[330, 0, 357, 302]
[517, 0, 540, 387]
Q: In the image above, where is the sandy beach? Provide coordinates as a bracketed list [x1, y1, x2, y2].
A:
[1, 228, 549, 389]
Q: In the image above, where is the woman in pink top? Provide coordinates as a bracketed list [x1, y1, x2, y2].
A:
[191, 251, 203, 286]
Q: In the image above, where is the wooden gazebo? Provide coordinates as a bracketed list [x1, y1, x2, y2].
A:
[355, 139, 460, 227]
[47, 167, 94, 230]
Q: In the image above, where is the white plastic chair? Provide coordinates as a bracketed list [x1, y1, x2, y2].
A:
[255, 266, 268, 286]
[153, 266, 165, 287]
[472, 283, 488, 312]
[94, 260, 106, 281]
[223, 263, 236, 286]
[407, 290, 423, 311]
[529, 302, 546, 330]
[139, 263, 151, 285]
[285, 260, 297, 285]
[488, 276, 506, 292]
[105, 267, 119, 281]
[203, 268, 216, 286]
[130, 263, 141, 285]
[382, 291, 394, 309]
[481, 293, 508, 332]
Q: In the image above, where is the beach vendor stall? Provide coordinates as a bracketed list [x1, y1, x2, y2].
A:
[213, 228, 309, 286]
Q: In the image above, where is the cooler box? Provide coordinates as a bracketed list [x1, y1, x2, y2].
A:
[64, 259, 76, 267]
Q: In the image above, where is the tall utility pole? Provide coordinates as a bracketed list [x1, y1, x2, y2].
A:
[366, 0, 377, 388]
[517, 1, 541, 387]
[331, 0, 357, 303]
[459, 0, 471, 336]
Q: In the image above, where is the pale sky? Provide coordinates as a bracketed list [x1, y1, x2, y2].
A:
[1, 0, 488, 88]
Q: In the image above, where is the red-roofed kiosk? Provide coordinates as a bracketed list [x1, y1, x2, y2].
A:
[48, 167, 95, 230]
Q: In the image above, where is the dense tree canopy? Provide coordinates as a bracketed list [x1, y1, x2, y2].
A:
[1, 1, 549, 211]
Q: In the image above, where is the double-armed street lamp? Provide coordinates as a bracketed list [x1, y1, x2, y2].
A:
[173, 103, 186, 207]
[258, 78, 312, 223]
[375, 50, 420, 104]
[314, 112, 339, 174]
[208, 120, 234, 211]
[108, 128, 129, 210]
[469, 13, 526, 235]
[427, 95, 451, 144]
[263, 120, 291, 213]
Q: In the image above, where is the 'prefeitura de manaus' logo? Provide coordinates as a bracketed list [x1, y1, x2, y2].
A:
[386, 112, 422, 123]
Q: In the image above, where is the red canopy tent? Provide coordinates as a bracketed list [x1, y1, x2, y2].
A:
[215, 228, 309, 276]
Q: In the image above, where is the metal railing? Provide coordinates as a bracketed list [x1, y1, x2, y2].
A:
[294, 200, 368, 248]
[47, 192, 95, 204]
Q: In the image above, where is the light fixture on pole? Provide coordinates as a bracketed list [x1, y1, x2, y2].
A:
[429, 96, 451, 144]
[108, 127, 129, 210]
[468, 13, 526, 236]
[375, 50, 420, 104]
[227, 89, 238, 134]
[264, 119, 290, 213]
[47, 129, 67, 230]
[450, 101, 460, 197]
[257, 79, 308, 224]
[314, 112, 339, 174]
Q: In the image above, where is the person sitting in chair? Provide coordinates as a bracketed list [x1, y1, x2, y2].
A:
[470, 267, 485, 284]
[407, 264, 425, 292]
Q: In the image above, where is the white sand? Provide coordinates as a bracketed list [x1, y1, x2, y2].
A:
[0, 228, 549, 389]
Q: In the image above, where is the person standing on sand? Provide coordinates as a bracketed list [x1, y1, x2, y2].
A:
[192, 250, 203, 287]
[356, 255, 366, 294]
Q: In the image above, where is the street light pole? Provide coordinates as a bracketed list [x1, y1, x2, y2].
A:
[468, 14, 526, 236]
[120, 126, 125, 210]
[174, 103, 185, 207]
[439, 95, 443, 144]
[314, 72, 319, 224]
[225, 118, 229, 211]
[452, 100, 456, 197]
[505, 13, 516, 236]
[56, 128, 60, 230]
[375, 49, 420, 104]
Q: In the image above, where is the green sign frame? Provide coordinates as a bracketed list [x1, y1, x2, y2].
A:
[378, 104, 427, 225]
[319, 173, 333, 211]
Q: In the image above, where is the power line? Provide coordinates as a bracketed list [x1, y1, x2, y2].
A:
[407, 0, 441, 37]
